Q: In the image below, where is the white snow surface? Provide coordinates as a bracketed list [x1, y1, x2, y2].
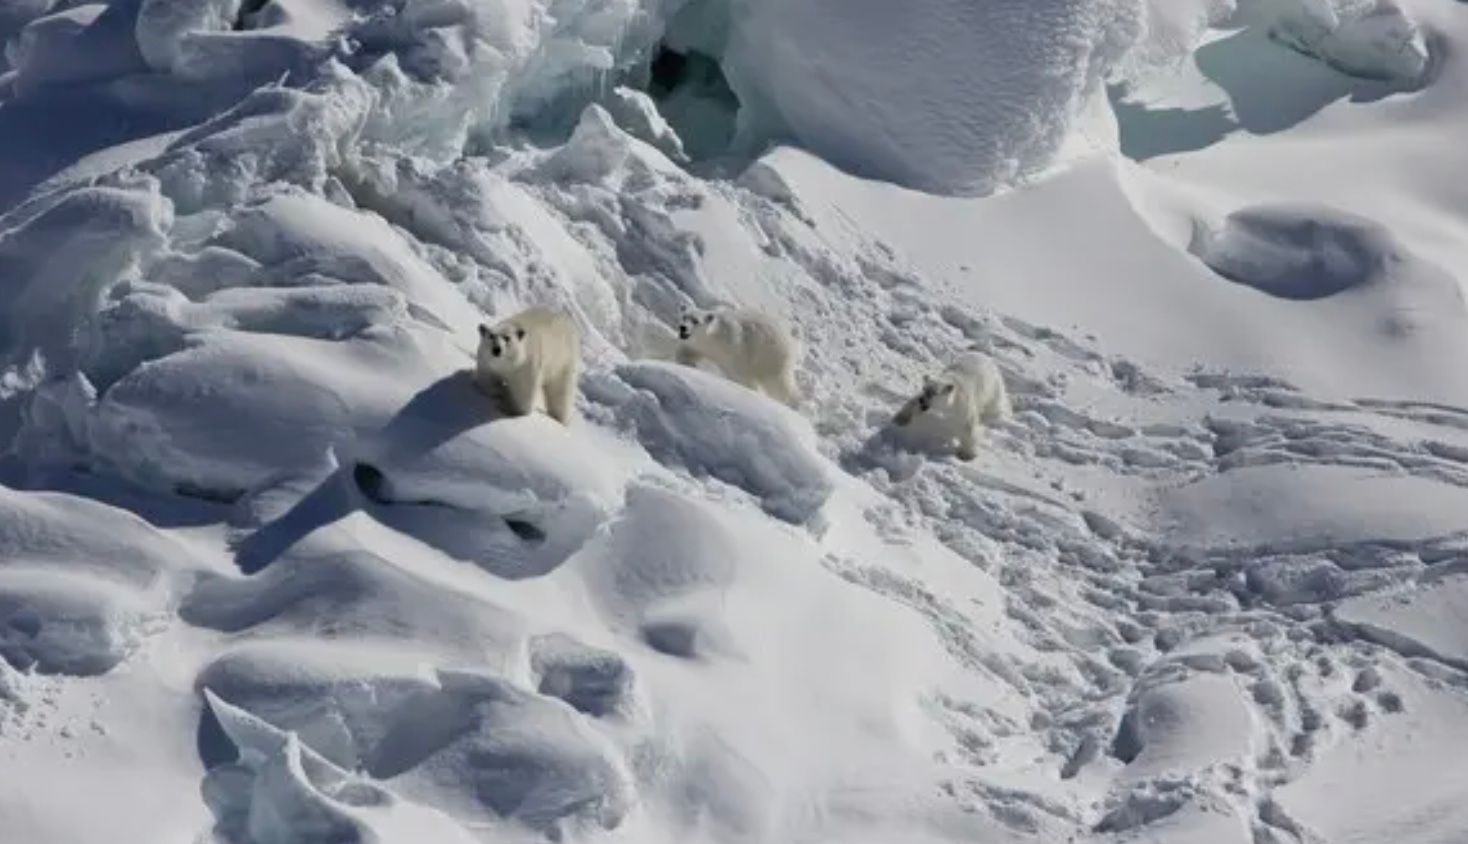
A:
[3, 0, 1468, 843]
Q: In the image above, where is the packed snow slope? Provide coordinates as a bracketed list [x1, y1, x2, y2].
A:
[3, 0, 1468, 843]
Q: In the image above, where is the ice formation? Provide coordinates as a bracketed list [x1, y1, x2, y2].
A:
[4, 0, 1468, 842]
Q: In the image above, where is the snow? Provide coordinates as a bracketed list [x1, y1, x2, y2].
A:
[721, 0, 1144, 194]
[603, 362, 832, 525]
[1268, 0, 1431, 84]
[4, 0, 1468, 842]
[1337, 575, 1468, 669]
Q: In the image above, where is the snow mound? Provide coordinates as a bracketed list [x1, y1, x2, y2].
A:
[1111, 672, 1259, 778]
[570, 485, 743, 649]
[1336, 574, 1468, 670]
[0, 486, 188, 673]
[0, 485, 187, 589]
[0, 181, 171, 373]
[1269, 0, 1430, 84]
[203, 690, 479, 844]
[374, 669, 635, 836]
[603, 362, 833, 525]
[350, 373, 631, 577]
[183, 548, 526, 661]
[722, 0, 1144, 194]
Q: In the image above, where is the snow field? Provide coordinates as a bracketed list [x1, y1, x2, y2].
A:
[3, 0, 1468, 843]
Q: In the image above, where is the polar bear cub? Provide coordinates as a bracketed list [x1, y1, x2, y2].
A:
[675, 306, 800, 407]
[476, 306, 581, 424]
[893, 352, 1010, 461]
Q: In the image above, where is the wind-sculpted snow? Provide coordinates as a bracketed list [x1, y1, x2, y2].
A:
[0, 486, 188, 674]
[722, 0, 1146, 194]
[5, 0, 1468, 842]
[603, 362, 833, 525]
[1268, 0, 1431, 84]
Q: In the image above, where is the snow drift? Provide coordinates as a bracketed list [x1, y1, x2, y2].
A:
[5, 0, 1468, 842]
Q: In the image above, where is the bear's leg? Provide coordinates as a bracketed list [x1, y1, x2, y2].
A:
[983, 378, 1012, 422]
[768, 369, 801, 409]
[504, 371, 541, 417]
[893, 398, 919, 427]
[956, 425, 979, 462]
[545, 368, 578, 425]
[675, 346, 702, 368]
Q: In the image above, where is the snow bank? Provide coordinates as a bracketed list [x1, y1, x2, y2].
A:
[603, 362, 832, 525]
[376, 669, 634, 836]
[1268, 0, 1430, 84]
[150, 70, 373, 211]
[183, 549, 526, 661]
[0, 181, 171, 374]
[203, 691, 479, 844]
[1111, 672, 1259, 778]
[721, 0, 1144, 194]
[1336, 574, 1468, 669]
[352, 402, 631, 578]
[208, 190, 473, 334]
[1274, 667, 1468, 843]
[0, 486, 188, 673]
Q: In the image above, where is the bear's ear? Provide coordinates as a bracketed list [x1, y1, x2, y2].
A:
[515, 327, 526, 340]
[478, 324, 490, 338]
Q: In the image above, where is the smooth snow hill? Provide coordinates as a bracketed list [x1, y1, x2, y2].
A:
[3, 0, 1468, 843]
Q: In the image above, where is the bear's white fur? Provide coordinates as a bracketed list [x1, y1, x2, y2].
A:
[476, 306, 581, 424]
[675, 306, 801, 407]
[893, 352, 1010, 461]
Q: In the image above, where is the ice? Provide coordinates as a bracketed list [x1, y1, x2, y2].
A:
[374, 669, 635, 835]
[721, 0, 1146, 194]
[5, 0, 1468, 840]
[0, 181, 171, 374]
[203, 691, 481, 844]
[1268, 0, 1431, 83]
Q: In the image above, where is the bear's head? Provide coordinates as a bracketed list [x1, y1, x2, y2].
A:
[915, 376, 957, 414]
[478, 321, 529, 371]
[676, 308, 719, 343]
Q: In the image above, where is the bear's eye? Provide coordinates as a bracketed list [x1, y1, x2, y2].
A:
[515, 328, 526, 340]
[478, 324, 490, 338]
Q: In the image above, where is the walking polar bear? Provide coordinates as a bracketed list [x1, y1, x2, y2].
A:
[675, 306, 801, 408]
[476, 306, 581, 424]
[893, 352, 1010, 461]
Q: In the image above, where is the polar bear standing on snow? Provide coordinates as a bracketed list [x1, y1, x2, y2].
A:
[675, 306, 801, 407]
[476, 306, 581, 424]
[893, 353, 1010, 461]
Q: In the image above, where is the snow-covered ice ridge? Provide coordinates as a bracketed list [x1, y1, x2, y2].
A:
[4, 0, 1468, 841]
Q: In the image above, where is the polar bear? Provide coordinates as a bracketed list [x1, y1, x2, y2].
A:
[893, 353, 1010, 461]
[476, 306, 581, 424]
[675, 306, 801, 407]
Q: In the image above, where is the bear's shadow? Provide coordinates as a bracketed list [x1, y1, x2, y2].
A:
[235, 370, 521, 574]
[375, 369, 512, 464]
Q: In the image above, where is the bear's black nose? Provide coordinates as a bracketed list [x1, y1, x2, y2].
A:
[679, 326, 690, 339]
